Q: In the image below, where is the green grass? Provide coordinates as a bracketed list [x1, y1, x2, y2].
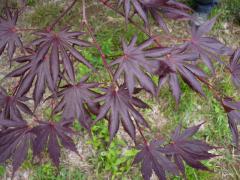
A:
[88, 121, 141, 180]
[29, 163, 86, 180]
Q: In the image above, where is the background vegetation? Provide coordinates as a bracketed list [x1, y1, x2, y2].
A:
[0, 0, 240, 179]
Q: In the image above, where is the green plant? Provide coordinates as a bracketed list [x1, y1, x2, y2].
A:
[89, 121, 139, 179]
[31, 163, 86, 180]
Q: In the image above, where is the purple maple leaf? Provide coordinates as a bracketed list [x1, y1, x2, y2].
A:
[0, 119, 34, 175]
[32, 120, 79, 167]
[95, 84, 149, 140]
[164, 123, 217, 177]
[228, 48, 240, 88]
[111, 36, 157, 95]
[180, 17, 232, 73]
[0, 8, 23, 61]
[53, 76, 100, 131]
[221, 98, 240, 148]
[154, 48, 206, 103]
[133, 140, 179, 180]
[32, 27, 93, 83]
[6, 53, 56, 108]
[118, 0, 191, 32]
[0, 87, 32, 120]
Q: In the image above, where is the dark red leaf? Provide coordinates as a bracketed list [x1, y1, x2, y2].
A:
[53, 77, 100, 131]
[0, 87, 32, 120]
[118, 0, 191, 31]
[154, 49, 206, 103]
[134, 140, 179, 180]
[111, 36, 157, 95]
[181, 17, 233, 73]
[0, 119, 34, 175]
[164, 123, 217, 176]
[32, 120, 79, 167]
[32, 27, 93, 83]
[229, 48, 240, 88]
[221, 98, 240, 148]
[0, 8, 23, 61]
[95, 85, 149, 140]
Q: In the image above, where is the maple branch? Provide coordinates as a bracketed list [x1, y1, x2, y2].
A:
[82, 0, 115, 82]
[197, 76, 229, 101]
[135, 121, 148, 145]
[48, 0, 77, 30]
[17, 28, 38, 32]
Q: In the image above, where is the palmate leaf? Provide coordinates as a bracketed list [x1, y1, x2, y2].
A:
[95, 85, 149, 140]
[229, 48, 240, 88]
[110, 36, 157, 95]
[53, 77, 100, 131]
[118, 0, 191, 31]
[0, 87, 32, 120]
[32, 27, 93, 83]
[180, 17, 232, 73]
[164, 123, 216, 177]
[0, 119, 34, 175]
[154, 48, 206, 104]
[221, 98, 240, 148]
[0, 8, 23, 61]
[32, 120, 79, 167]
[6, 53, 56, 108]
[133, 140, 179, 180]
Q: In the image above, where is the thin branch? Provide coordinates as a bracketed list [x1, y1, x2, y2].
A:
[197, 76, 230, 101]
[135, 120, 148, 145]
[48, 0, 77, 31]
[82, 0, 115, 82]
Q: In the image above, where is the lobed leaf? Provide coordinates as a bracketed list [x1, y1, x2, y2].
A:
[0, 8, 23, 62]
[95, 84, 149, 140]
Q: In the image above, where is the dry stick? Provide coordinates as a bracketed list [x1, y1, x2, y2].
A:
[82, 0, 114, 81]
[48, 0, 77, 31]
[98, 0, 163, 47]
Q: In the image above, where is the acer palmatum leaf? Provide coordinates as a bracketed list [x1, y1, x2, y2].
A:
[53, 77, 100, 131]
[0, 87, 32, 120]
[221, 98, 240, 148]
[229, 48, 240, 88]
[111, 36, 157, 95]
[0, 8, 23, 61]
[6, 53, 56, 108]
[0, 119, 34, 175]
[32, 120, 79, 167]
[133, 140, 179, 180]
[95, 84, 149, 140]
[180, 17, 232, 73]
[118, 0, 191, 32]
[154, 48, 206, 104]
[164, 123, 217, 177]
[32, 27, 93, 83]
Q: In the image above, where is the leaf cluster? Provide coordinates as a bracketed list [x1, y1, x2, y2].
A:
[0, 1, 239, 179]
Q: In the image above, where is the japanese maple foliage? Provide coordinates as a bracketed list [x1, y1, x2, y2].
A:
[0, 8, 23, 62]
[180, 17, 232, 73]
[229, 48, 240, 87]
[118, 0, 192, 31]
[0, 0, 239, 179]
